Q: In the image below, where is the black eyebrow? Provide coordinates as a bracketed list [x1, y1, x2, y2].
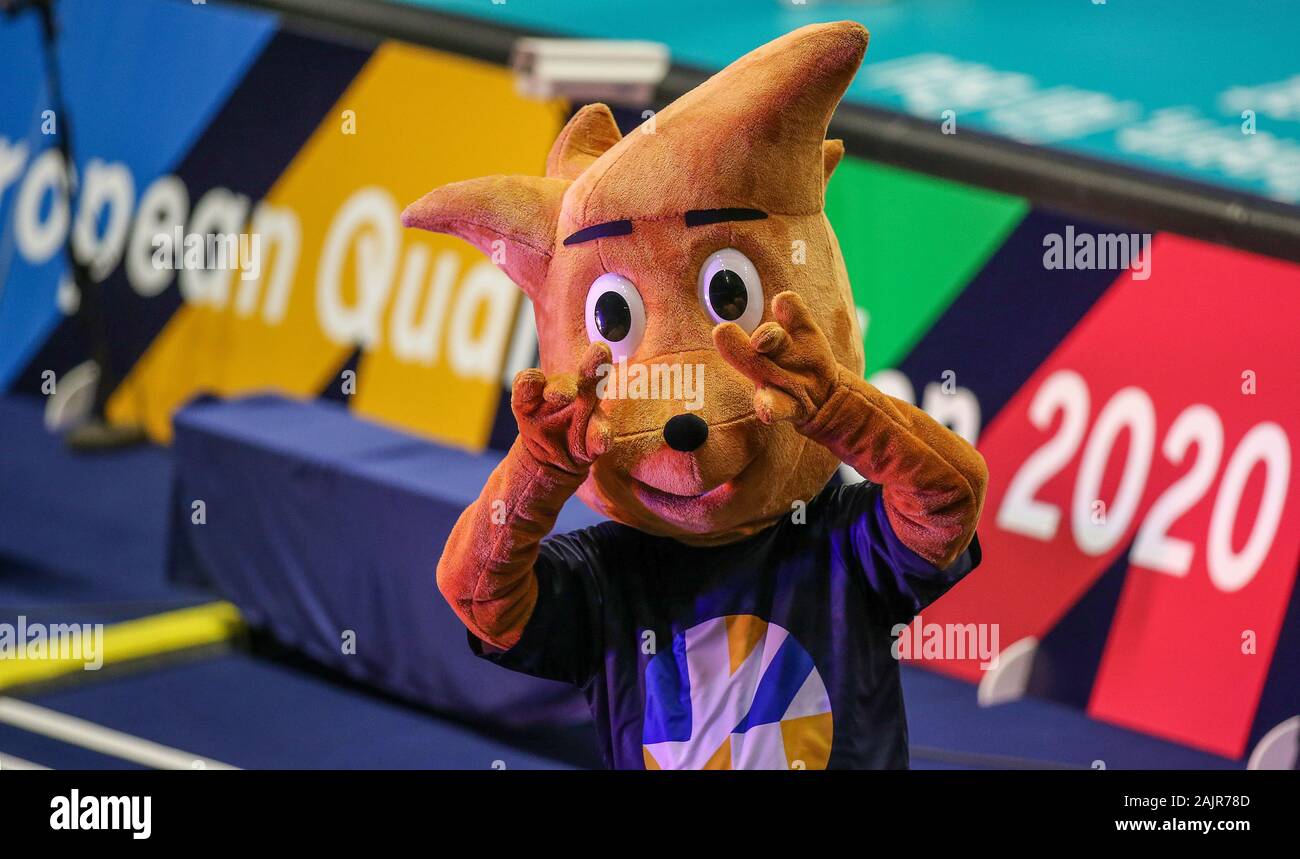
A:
[563, 220, 633, 246]
[684, 208, 768, 227]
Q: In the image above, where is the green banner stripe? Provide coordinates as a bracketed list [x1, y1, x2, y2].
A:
[826, 157, 1028, 373]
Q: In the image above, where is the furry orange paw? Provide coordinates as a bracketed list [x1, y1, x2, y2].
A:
[713, 291, 838, 425]
[511, 340, 612, 474]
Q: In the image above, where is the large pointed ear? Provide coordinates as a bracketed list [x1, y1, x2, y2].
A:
[822, 139, 845, 187]
[546, 103, 622, 180]
[401, 174, 565, 297]
[565, 22, 867, 223]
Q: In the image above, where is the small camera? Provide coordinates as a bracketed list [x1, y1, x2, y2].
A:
[511, 37, 670, 106]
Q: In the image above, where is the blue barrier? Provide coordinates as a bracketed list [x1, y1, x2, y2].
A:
[169, 395, 600, 728]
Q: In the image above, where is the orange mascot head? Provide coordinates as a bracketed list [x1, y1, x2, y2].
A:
[403, 21, 869, 545]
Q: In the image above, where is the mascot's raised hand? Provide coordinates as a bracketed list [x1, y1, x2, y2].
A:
[713, 291, 838, 426]
[512, 340, 612, 476]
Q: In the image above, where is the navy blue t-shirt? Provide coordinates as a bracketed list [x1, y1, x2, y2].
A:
[472, 479, 980, 769]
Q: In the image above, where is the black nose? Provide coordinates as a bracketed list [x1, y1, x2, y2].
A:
[663, 413, 709, 452]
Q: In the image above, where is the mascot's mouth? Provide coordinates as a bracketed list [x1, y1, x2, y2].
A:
[628, 451, 761, 504]
[610, 412, 765, 506]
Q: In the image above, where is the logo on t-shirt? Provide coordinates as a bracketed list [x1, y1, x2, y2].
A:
[641, 614, 833, 769]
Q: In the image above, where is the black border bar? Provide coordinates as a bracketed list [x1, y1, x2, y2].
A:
[4, 769, 1289, 842]
[229, 0, 1300, 264]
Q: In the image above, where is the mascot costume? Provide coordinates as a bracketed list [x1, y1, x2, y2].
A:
[403, 21, 987, 769]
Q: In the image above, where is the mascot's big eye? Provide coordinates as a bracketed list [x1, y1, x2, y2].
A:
[698, 248, 763, 333]
[585, 273, 646, 361]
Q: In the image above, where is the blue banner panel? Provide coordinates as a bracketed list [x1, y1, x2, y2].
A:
[0, 0, 276, 387]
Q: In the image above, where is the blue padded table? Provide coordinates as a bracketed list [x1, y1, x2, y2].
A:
[169, 395, 602, 729]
